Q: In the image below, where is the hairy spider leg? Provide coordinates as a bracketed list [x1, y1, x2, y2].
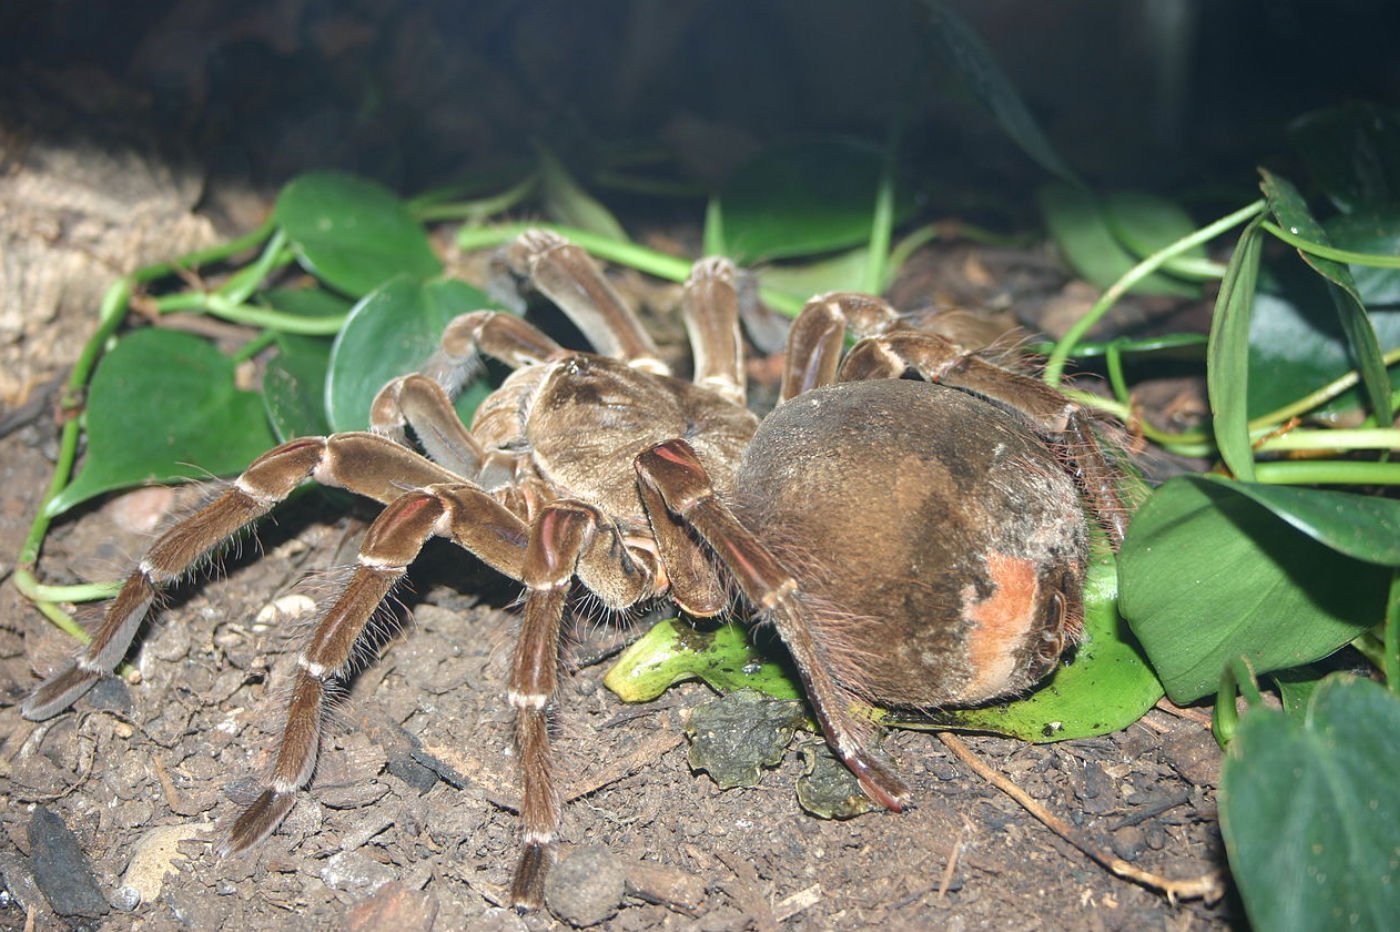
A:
[681, 257, 746, 405]
[779, 292, 902, 402]
[505, 229, 669, 375]
[635, 439, 912, 813]
[368, 311, 563, 473]
[20, 435, 466, 722]
[224, 483, 529, 854]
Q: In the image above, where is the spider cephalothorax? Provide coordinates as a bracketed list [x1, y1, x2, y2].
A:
[23, 229, 1126, 911]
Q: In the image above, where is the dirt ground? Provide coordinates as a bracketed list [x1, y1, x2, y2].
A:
[0, 77, 1236, 932]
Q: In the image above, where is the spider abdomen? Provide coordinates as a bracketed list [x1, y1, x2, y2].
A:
[733, 378, 1088, 709]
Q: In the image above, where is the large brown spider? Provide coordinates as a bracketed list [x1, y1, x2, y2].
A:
[23, 229, 1126, 911]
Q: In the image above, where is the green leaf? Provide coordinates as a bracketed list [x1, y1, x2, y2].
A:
[1261, 169, 1393, 427]
[880, 544, 1163, 742]
[1245, 262, 1400, 419]
[1288, 102, 1400, 214]
[1119, 476, 1390, 704]
[535, 146, 629, 242]
[1199, 475, 1400, 566]
[263, 334, 332, 441]
[916, 0, 1079, 186]
[1104, 191, 1210, 274]
[262, 286, 354, 321]
[717, 139, 906, 264]
[1208, 216, 1265, 481]
[1327, 208, 1400, 306]
[755, 247, 873, 306]
[1271, 666, 1327, 718]
[326, 277, 499, 433]
[604, 619, 803, 702]
[275, 172, 442, 298]
[1038, 184, 1200, 298]
[49, 329, 277, 515]
[1220, 676, 1400, 931]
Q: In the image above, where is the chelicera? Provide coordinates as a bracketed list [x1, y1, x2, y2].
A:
[23, 229, 1127, 911]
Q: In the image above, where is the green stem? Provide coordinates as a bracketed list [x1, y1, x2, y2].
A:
[884, 223, 942, 286]
[1044, 199, 1267, 386]
[1104, 343, 1131, 406]
[25, 581, 124, 603]
[218, 231, 291, 305]
[131, 216, 277, 284]
[413, 173, 539, 222]
[1251, 460, 1400, 485]
[232, 330, 281, 364]
[152, 293, 349, 334]
[1261, 220, 1400, 268]
[1213, 656, 1263, 747]
[1255, 428, 1400, 453]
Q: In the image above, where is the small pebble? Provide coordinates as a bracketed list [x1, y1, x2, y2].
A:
[544, 846, 626, 928]
[1111, 824, 1147, 862]
[319, 850, 396, 895]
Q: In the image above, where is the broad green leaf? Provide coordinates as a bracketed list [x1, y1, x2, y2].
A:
[1261, 170, 1393, 427]
[1200, 475, 1400, 566]
[1208, 216, 1265, 481]
[1271, 666, 1327, 718]
[275, 172, 441, 298]
[535, 147, 629, 242]
[49, 330, 277, 515]
[1245, 263, 1400, 419]
[880, 546, 1163, 742]
[1327, 208, 1400, 306]
[915, 0, 1079, 186]
[604, 619, 802, 702]
[326, 277, 498, 432]
[1221, 677, 1400, 931]
[263, 286, 353, 321]
[1038, 184, 1200, 298]
[263, 334, 332, 441]
[756, 247, 873, 306]
[1289, 103, 1400, 214]
[717, 139, 905, 264]
[1104, 191, 1210, 275]
[1119, 476, 1390, 704]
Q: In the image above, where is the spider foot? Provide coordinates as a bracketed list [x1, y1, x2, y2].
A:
[509, 838, 553, 913]
[844, 745, 911, 812]
[222, 788, 296, 857]
[20, 662, 101, 721]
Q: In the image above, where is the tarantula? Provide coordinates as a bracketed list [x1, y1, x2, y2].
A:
[23, 230, 1126, 911]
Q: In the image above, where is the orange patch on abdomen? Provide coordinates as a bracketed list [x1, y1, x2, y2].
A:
[960, 551, 1040, 702]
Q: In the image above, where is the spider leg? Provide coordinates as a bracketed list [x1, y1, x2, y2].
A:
[840, 331, 1129, 548]
[505, 229, 669, 375]
[370, 310, 566, 472]
[681, 257, 746, 405]
[779, 292, 902, 402]
[507, 501, 660, 911]
[225, 483, 529, 854]
[635, 439, 911, 812]
[21, 434, 464, 721]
